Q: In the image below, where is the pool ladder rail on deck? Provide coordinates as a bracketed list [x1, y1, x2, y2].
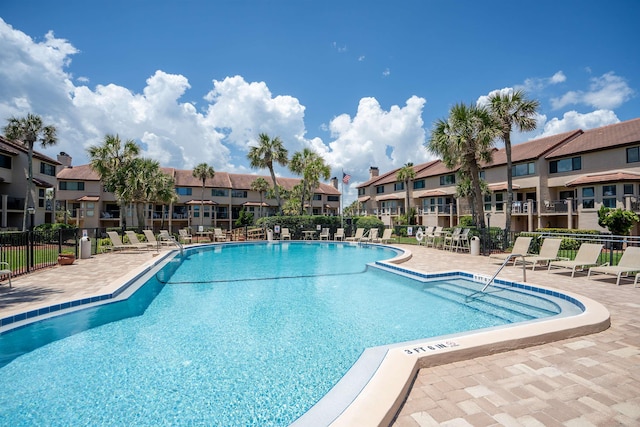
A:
[164, 235, 184, 256]
[482, 253, 527, 292]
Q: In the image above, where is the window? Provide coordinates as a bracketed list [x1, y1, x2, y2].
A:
[550, 157, 581, 173]
[0, 154, 11, 169]
[85, 202, 95, 217]
[439, 174, 455, 185]
[413, 179, 425, 190]
[627, 147, 640, 163]
[394, 182, 404, 191]
[513, 162, 535, 177]
[327, 195, 339, 202]
[231, 190, 247, 198]
[495, 193, 504, 211]
[602, 185, 617, 208]
[623, 184, 634, 195]
[40, 162, 56, 176]
[313, 194, 322, 201]
[376, 185, 385, 194]
[358, 188, 365, 196]
[484, 194, 492, 212]
[59, 181, 85, 191]
[176, 187, 192, 196]
[38, 189, 45, 208]
[192, 205, 200, 218]
[212, 189, 228, 197]
[582, 187, 595, 209]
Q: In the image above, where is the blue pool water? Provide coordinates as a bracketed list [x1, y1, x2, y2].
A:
[0, 242, 572, 426]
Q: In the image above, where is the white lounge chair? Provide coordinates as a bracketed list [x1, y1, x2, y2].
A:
[334, 228, 345, 241]
[0, 262, 12, 288]
[450, 228, 471, 252]
[106, 231, 139, 252]
[178, 229, 192, 243]
[588, 246, 640, 285]
[489, 236, 533, 264]
[345, 228, 365, 242]
[443, 228, 462, 251]
[280, 228, 291, 240]
[319, 228, 330, 240]
[213, 228, 228, 242]
[360, 228, 377, 243]
[426, 226, 444, 248]
[125, 230, 154, 250]
[518, 238, 562, 270]
[548, 243, 603, 277]
[377, 228, 396, 244]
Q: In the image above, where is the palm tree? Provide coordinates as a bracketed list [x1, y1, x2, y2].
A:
[192, 163, 215, 227]
[428, 103, 500, 228]
[247, 133, 288, 215]
[396, 162, 415, 223]
[290, 148, 330, 214]
[4, 113, 57, 230]
[250, 177, 270, 219]
[88, 134, 140, 230]
[487, 90, 540, 239]
[122, 158, 167, 228]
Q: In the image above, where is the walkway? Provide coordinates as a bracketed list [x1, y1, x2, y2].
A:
[0, 244, 638, 426]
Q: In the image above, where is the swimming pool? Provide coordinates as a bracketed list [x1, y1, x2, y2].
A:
[0, 242, 594, 426]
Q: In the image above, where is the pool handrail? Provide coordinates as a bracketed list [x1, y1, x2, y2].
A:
[482, 253, 527, 292]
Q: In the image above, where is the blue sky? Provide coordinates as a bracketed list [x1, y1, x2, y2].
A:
[1, 0, 638, 203]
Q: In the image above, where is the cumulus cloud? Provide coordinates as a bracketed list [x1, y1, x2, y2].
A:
[550, 72, 634, 110]
[539, 110, 620, 136]
[520, 71, 567, 93]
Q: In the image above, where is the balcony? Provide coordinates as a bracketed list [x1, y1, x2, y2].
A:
[541, 199, 578, 214]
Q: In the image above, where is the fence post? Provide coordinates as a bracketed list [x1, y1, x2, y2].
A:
[28, 230, 34, 272]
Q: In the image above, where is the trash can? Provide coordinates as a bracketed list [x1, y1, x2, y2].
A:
[470, 236, 480, 256]
[267, 229, 274, 241]
[80, 236, 91, 259]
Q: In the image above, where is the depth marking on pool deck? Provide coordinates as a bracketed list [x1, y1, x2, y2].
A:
[403, 340, 459, 355]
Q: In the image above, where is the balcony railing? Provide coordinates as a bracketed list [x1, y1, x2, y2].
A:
[541, 199, 578, 214]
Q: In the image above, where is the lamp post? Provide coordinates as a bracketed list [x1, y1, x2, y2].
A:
[27, 206, 35, 231]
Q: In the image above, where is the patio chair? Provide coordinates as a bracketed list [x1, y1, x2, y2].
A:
[124, 230, 154, 250]
[345, 228, 365, 242]
[450, 228, 471, 252]
[142, 230, 165, 249]
[0, 262, 12, 288]
[178, 228, 192, 243]
[158, 230, 177, 246]
[213, 228, 228, 242]
[548, 243, 603, 278]
[334, 228, 345, 241]
[360, 228, 377, 243]
[376, 228, 396, 244]
[443, 228, 462, 251]
[588, 246, 640, 285]
[280, 228, 291, 240]
[489, 236, 533, 264]
[426, 226, 444, 248]
[416, 226, 433, 246]
[319, 228, 330, 240]
[105, 231, 139, 252]
[518, 238, 562, 271]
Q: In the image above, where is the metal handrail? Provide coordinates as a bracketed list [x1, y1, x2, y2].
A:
[482, 253, 527, 292]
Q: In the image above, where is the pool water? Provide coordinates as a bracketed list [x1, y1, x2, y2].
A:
[0, 242, 568, 426]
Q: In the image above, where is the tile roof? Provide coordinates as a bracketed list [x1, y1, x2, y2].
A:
[484, 130, 582, 167]
[546, 118, 640, 159]
[0, 135, 62, 165]
[57, 164, 101, 181]
[565, 171, 640, 187]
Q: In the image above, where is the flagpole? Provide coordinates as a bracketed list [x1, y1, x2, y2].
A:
[341, 169, 344, 229]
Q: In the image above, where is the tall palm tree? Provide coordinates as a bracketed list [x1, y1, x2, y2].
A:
[122, 157, 166, 228]
[290, 148, 330, 214]
[4, 113, 57, 230]
[487, 90, 540, 239]
[247, 133, 288, 215]
[192, 163, 215, 227]
[250, 177, 270, 219]
[88, 134, 140, 230]
[428, 103, 500, 228]
[396, 162, 415, 222]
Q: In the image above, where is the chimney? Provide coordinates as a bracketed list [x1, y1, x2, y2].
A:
[369, 166, 379, 179]
[57, 152, 72, 168]
[330, 177, 338, 189]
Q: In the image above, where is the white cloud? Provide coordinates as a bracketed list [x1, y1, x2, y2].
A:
[539, 110, 620, 136]
[550, 72, 634, 110]
[382, 68, 391, 77]
[520, 71, 567, 93]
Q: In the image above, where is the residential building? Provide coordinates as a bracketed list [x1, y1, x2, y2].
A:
[356, 118, 640, 234]
[55, 154, 342, 230]
[0, 135, 61, 229]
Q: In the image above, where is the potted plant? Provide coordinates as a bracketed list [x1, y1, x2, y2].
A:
[58, 250, 76, 265]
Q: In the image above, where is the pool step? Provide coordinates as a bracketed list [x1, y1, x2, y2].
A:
[422, 281, 558, 323]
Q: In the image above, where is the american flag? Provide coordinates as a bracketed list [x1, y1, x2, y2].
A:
[342, 172, 351, 184]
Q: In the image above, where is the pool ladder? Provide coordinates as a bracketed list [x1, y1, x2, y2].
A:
[165, 235, 184, 256]
[482, 253, 527, 292]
